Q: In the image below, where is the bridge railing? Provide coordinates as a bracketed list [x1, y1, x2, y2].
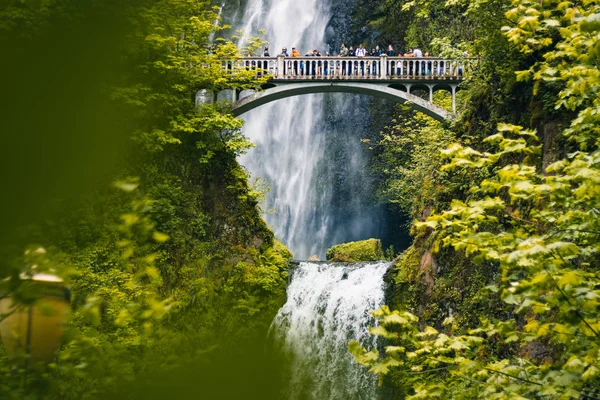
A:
[221, 56, 471, 80]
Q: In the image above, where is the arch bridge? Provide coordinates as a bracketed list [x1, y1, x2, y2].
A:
[199, 55, 470, 122]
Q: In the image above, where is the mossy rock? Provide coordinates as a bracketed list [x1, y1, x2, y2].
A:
[325, 239, 385, 262]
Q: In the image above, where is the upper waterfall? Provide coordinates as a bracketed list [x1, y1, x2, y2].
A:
[230, 0, 387, 259]
[236, 0, 330, 52]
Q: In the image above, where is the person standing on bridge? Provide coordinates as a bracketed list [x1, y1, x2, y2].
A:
[356, 44, 367, 76]
[369, 48, 377, 76]
[413, 47, 423, 75]
[388, 45, 399, 76]
[258, 47, 270, 74]
[348, 46, 356, 76]
[313, 49, 322, 76]
[291, 47, 300, 75]
[356, 44, 366, 57]
[340, 44, 349, 57]
[340, 44, 349, 76]
[280, 47, 289, 74]
[374, 46, 383, 76]
[302, 49, 312, 76]
[404, 48, 414, 76]
[424, 51, 432, 75]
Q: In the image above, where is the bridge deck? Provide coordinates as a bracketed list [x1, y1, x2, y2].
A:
[223, 56, 470, 81]
[268, 78, 463, 84]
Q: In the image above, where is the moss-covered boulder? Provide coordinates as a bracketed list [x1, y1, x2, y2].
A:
[325, 239, 385, 262]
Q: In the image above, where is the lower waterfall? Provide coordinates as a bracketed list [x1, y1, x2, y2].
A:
[271, 261, 390, 399]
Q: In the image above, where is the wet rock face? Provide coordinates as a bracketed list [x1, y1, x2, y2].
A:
[542, 121, 560, 172]
[325, 0, 354, 54]
[219, 0, 246, 30]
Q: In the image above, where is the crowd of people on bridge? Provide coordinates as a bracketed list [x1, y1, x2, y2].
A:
[255, 43, 456, 77]
[271, 43, 431, 58]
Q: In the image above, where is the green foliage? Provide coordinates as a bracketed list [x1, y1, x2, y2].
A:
[367, 101, 456, 219]
[0, 0, 290, 398]
[326, 239, 385, 262]
[351, 0, 476, 52]
[354, 0, 600, 397]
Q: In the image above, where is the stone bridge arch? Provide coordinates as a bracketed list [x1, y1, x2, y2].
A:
[227, 82, 454, 122]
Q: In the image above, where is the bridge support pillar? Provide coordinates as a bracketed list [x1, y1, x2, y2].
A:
[450, 84, 457, 114]
[217, 89, 238, 103]
[405, 84, 412, 94]
[380, 55, 388, 79]
[427, 84, 434, 103]
[239, 89, 255, 100]
[195, 89, 215, 106]
[277, 54, 285, 79]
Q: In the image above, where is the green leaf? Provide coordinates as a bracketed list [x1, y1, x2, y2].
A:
[449, 338, 468, 350]
[418, 326, 440, 337]
[558, 271, 584, 287]
[152, 232, 170, 243]
[582, 366, 599, 381]
[502, 293, 521, 305]
[385, 346, 406, 354]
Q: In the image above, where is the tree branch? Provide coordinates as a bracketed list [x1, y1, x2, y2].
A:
[484, 367, 542, 386]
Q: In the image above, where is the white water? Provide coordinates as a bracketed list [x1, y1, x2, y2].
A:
[271, 262, 389, 399]
[208, 2, 226, 44]
[236, 0, 330, 52]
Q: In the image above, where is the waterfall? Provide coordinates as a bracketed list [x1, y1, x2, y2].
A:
[234, 0, 385, 259]
[208, 2, 226, 43]
[217, 3, 392, 398]
[271, 261, 390, 399]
